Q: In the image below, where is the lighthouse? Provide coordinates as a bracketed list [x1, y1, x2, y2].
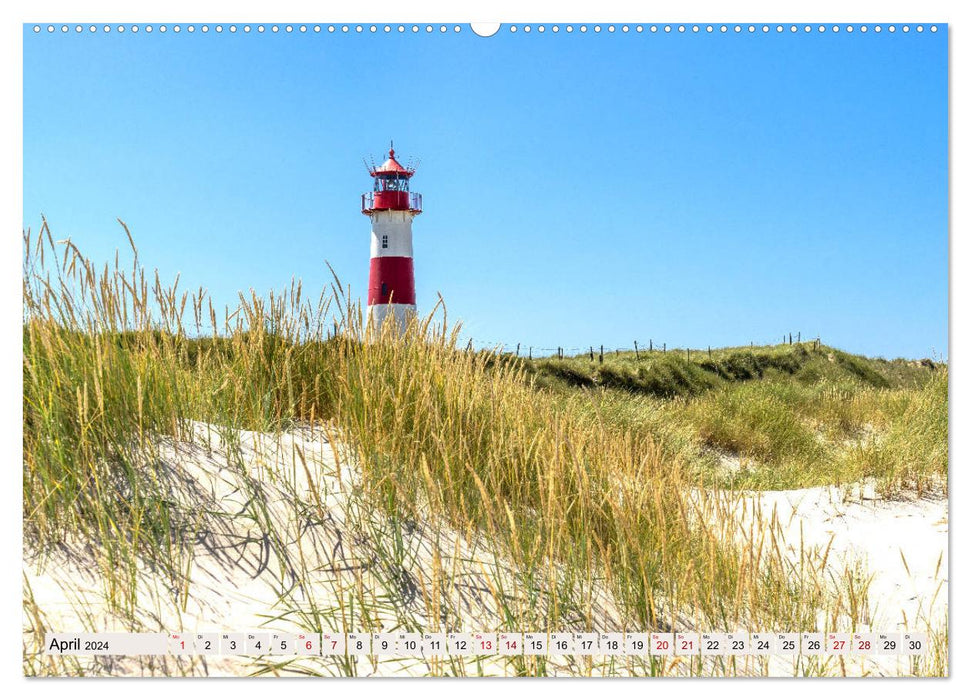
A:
[362, 144, 422, 332]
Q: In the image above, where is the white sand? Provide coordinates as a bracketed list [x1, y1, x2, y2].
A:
[23, 422, 620, 677]
[740, 484, 947, 632]
[710, 484, 948, 677]
[23, 424, 947, 677]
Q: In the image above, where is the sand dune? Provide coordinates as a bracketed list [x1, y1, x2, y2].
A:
[23, 423, 947, 677]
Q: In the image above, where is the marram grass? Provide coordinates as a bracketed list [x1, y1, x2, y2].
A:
[23, 220, 947, 675]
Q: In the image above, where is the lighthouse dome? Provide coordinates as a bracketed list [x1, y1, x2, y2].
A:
[369, 146, 415, 177]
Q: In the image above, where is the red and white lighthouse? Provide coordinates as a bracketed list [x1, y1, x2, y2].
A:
[362, 144, 422, 331]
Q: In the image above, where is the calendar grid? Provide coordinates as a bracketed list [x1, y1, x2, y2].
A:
[43, 631, 929, 658]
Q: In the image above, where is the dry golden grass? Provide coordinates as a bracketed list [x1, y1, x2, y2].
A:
[22, 220, 947, 676]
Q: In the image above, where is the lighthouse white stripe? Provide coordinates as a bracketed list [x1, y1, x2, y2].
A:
[370, 210, 415, 257]
[367, 303, 417, 332]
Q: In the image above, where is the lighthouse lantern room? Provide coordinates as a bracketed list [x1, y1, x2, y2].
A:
[362, 143, 422, 332]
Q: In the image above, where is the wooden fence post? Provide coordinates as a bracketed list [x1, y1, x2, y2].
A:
[589, 346, 594, 361]
[634, 340, 639, 360]
[516, 343, 520, 356]
[708, 345, 712, 359]
[599, 344, 604, 364]
[529, 346, 532, 360]
[649, 339, 653, 352]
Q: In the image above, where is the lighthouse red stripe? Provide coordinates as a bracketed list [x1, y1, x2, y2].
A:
[368, 256, 416, 305]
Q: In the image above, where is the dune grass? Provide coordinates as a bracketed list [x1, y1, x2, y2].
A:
[22, 220, 947, 676]
[521, 342, 946, 496]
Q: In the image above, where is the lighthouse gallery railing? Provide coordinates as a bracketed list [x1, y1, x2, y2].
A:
[361, 191, 422, 214]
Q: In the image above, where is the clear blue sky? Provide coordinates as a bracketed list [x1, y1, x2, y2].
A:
[23, 25, 948, 359]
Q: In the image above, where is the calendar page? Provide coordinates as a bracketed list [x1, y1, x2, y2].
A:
[19, 2, 950, 682]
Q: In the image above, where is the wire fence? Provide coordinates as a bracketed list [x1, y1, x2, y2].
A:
[462, 332, 822, 361]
